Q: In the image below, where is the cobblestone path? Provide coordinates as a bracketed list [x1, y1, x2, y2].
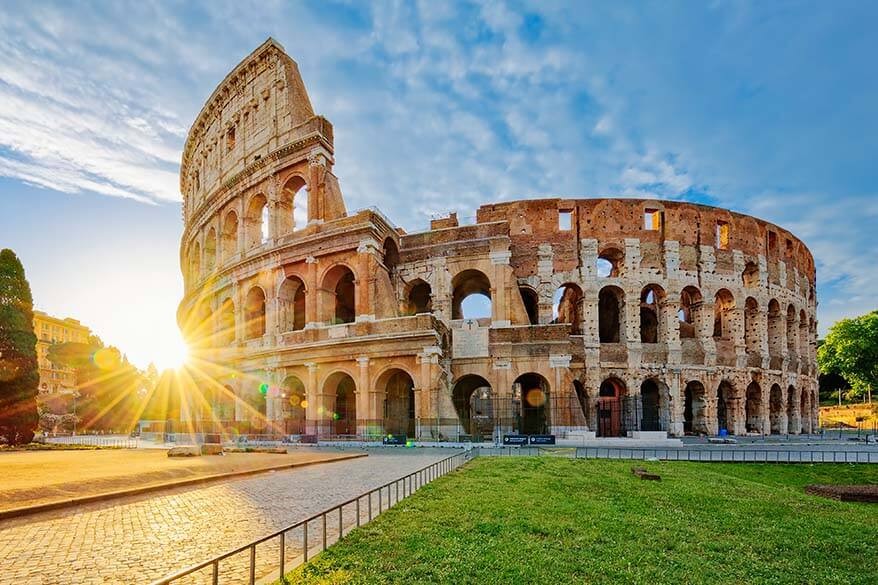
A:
[0, 449, 455, 585]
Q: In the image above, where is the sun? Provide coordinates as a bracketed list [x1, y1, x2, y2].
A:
[151, 333, 190, 371]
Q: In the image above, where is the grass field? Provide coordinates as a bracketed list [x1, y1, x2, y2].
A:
[284, 458, 878, 585]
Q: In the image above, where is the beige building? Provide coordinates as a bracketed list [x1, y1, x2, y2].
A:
[33, 310, 91, 395]
[178, 39, 819, 439]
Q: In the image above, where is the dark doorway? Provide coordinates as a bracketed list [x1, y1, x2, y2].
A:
[515, 373, 549, 435]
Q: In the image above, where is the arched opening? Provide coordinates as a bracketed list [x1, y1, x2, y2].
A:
[281, 376, 306, 435]
[278, 276, 306, 332]
[769, 384, 783, 434]
[713, 289, 735, 339]
[519, 287, 539, 325]
[597, 247, 623, 278]
[325, 372, 357, 436]
[597, 377, 626, 437]
[552, 283, 582, 334]
[452, 375, 493, 440]
[244, 287, 266, 339]
[716, 380, 737, 434]
[190, 242, 201, 282]
[786, 304, 798, 355]
[639, 379, 662, 431]
[514, 373, 550, 435]
[787, 385, 800, 434]
[381, 369, 415, 437]
[742, 261, 759, 288]
[204, 228, 217, 273]
[451, 269, 492, 320]
[800, 390, 811, 434]
[799, 309, 809, 358]
[383, 238, 400, 275]
[221, 210, 238, 262]
[598, 286, 624, 343]
[245, 194, 268, 249]
[744, 297, 760, 356]
[279, 176, 308, 233]
[767, 299, 783, 360]
[217, 298, 235, 346]
[683, 380, 707, 435]
[322, 265, 356, 324]
[405, 279, 432, 315]
[678, 286, 702, 339]
[639, 285, 664, 343]
[745, 381, 763, 434]
[573, 379, 589, 428]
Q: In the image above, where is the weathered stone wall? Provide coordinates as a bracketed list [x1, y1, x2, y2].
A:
[178, 40, 819, 439]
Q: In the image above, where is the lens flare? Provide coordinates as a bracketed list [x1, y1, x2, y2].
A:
[525, 388, 546, 407]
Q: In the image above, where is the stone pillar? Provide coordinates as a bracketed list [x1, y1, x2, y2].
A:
[305, 362, 319, 435]
[357, 356, 372, 435]
[305, 256, 319, 327]
[490, 249, 512, 326]
[356, 240, 377, 322]
[667, 372, 683, 436]
[697, 301, 716, 366]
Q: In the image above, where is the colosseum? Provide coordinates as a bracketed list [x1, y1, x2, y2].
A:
[177, 39, 819, 442]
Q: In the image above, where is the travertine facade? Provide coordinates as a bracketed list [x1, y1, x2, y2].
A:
[178, 40, 819, 439]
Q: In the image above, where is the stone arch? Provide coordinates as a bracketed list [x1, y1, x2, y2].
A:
[204, 227, 217, 273]
[217, 297, 236, 345]
[745, 381, 763, 434]
[678, 286, 702, 339]
[324, 371, 357, 436]
[382, 238, 400, 274]
[552, 283, 582, 334]
[744, 297, 760, 356]
[800, 389, 811, 434]
[451, 269, 492, 320]
[742, 261, 759, 288]
[787, 385, 800, 434]
[221, 209, 238, 262]
[278, 175, 308, 233]
[639, 378, 668, 432]
[597, 247, 624, 277]
[786, 304, 798, 355]
[769, 383, 784, 434]
[683, 380, 708, 435]
[321, 264, 357, 324]
[278, 275, 306, 332]
[280, 375, 306, 434]
[190, 241, 201, 282]
[377, 368, 415, 437]
[514, 372, 550, 435]
[767, 299, 783, 360]
[712, 289, 735, 339]
[519, 286, 539, 325]
[244, 193, 269, 249]
[597, 377, 627, 437]
[598, 285, 625, 343]
[639, 284, 665, 344]
[244, 286, 266, 339]
[451, 374, 493, 439]
[404, 279, 432, 315]
[798, 309, 809, 358]
[716, 379, 740, 435]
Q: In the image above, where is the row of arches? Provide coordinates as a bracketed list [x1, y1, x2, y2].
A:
[188, 176, 309, 283]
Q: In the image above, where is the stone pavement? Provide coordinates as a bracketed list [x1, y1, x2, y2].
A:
[0, 448, 454, 585]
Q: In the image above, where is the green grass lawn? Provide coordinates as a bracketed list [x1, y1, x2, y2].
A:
[283, 458, 878, 585]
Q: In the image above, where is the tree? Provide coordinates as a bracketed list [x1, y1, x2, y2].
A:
[0, 249, 39, 445]
[818, 310, 878, 404]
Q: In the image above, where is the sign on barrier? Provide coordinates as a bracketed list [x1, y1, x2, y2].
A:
[528, 435, 556, 445]
[502, 434, 529, 446]
[382, 434, 407, 446]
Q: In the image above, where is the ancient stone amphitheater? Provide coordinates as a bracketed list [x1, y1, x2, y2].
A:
[178, 39, 818, 441]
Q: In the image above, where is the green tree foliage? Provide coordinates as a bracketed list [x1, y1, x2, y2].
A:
[47, 340, 143, 431]
[817, 310, 878, 402]
[0, 249, 39, 444]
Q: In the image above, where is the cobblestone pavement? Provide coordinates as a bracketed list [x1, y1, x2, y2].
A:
[0, 448, 456, 585]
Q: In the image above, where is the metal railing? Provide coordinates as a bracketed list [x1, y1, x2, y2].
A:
[46, 435, 139, 449]
[150, 450, 473, 585]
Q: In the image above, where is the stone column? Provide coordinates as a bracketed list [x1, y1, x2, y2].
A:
[357, 356, 372, 435]
[356, 240, 377, 322]
[305, 362, 319, 435]
[305, 256, 320, 327]
[490, 249, 512, 326]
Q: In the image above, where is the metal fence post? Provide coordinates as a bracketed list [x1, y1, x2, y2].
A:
[249, 544, 256, 585]
[303, 522, 309, 563]
[279, 531, 285, 580]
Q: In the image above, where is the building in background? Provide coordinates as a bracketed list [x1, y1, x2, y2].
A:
[33, 310, 91, 395]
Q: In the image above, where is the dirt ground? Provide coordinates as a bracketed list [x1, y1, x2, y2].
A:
[0, 448, 357, 511]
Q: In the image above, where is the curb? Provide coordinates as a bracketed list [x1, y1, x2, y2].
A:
[0, 452, 368, 521]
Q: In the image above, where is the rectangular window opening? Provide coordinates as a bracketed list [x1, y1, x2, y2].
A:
[716, 221, 730, 249]
[226, 126, 236, 151]
[644, 209, 662, 231]
[558, 210, 572, 231]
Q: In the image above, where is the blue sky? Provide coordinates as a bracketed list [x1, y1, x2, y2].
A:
[0, 1, 876, 368]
